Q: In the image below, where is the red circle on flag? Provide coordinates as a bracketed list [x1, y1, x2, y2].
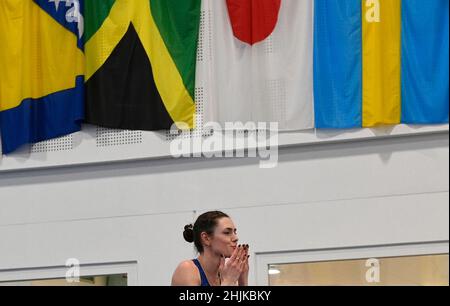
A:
[226, 0, 282, 45]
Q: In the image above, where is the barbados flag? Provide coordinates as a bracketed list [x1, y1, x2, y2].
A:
[314, 0, 449, 129]
[0, 0, 84, 154]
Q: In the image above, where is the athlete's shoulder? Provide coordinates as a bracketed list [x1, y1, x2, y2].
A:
[171, 260, 200, 286]
[176, 260, 197, 273]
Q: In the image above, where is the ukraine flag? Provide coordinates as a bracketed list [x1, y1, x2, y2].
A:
[314, 0, 449, 129]
[0, 0, 84, 154]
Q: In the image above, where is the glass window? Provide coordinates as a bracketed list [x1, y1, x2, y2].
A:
[0, 274, 128, 286]
[268, 254, 449, 286]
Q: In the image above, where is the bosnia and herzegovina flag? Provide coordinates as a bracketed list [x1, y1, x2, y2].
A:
[314, 0, 449, 129]
[0, 0, 84, 155]
[84, 0, 200, 131]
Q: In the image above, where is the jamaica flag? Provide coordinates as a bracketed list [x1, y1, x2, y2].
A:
[84, 0, 200, 130]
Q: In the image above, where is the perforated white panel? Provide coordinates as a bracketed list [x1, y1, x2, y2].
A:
[264, 36, 275, 54]
[96, 127, 143, 147]
[196, 10, 206, 63]
[266, 79, 287, 124]
[196, 8, 212, 63]
[31, 135, 74, 153]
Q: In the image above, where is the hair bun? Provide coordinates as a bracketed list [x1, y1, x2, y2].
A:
[183, 224, 194, 243]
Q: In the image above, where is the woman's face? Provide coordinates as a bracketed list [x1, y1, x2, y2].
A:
[208, 217, 239, 257]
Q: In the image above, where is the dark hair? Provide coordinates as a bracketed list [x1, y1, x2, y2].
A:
[183, 211, 229, 253]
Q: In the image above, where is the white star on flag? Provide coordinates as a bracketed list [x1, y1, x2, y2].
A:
[49, 0, 63, 11]
[47, 0, 84, 38]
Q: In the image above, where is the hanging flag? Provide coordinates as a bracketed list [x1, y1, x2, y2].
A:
[315, 0, 410, 129]
[0, 0, 84, 154]
[84, 0, 200, 131]
[315, 0, 448, 129]
[206, 0, 314, 131]
[401, 0, 449, 124]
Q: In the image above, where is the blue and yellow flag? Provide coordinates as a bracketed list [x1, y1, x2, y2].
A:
[314, 0, 449, 128]
[0, 0, 84, 154]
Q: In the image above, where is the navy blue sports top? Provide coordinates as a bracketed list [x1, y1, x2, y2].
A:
[192, 259, 210, 287]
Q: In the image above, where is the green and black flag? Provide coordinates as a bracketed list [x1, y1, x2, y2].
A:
[84, 0, 200, 130]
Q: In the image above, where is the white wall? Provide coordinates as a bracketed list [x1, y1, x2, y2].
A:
[0, 131, 448, 285]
